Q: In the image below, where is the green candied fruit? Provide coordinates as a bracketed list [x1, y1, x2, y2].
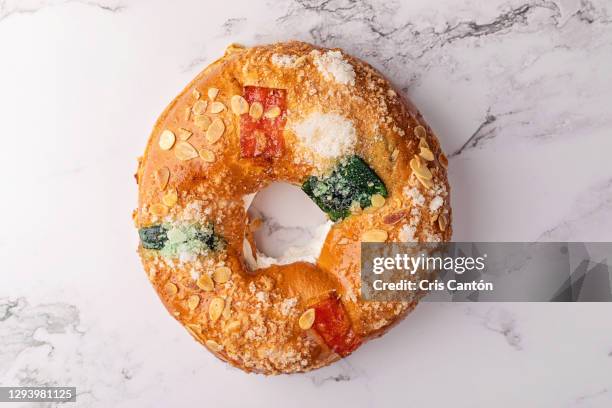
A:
[138, 223, 224, 258]
[139, 225, 168, 250]
[302, 155, 388, 221]
[159, 223, 225, 259]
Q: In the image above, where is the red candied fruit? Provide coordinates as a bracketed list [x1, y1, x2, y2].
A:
[240, 86, 287, 158]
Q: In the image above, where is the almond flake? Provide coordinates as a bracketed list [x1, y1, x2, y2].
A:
[199, 149, 215, 163]
[208, 88, 219, 100]
[414, 125, 426, 139]
[196, 275, 214, 291]
[264, 106, 281, 119]
[210, 101, 226, 113]
[383, 211, 407, 225]
[205, 339, 222, 352]
[391, 148, 399, 162]
[417, 176, 434, 189]
[187, 295, 200, 310]
[410, 157, 432, 180]
[225, 320, 241, 333]
[159, 130, 176, 150]
[183, 107, 191, 121]
[164, 282, 178, 296]
[361, 229, 388, 242]
[249, 102, 263, 119]
[150, 203, 169, 217]
[299, 308, 315, 330]
[419, 147, 434, 161]
[206, 118, 225, 143]
[162, 189, 178, 207]
[438, 214, 448, 231]
[371, 194, 385, 208]
[192, 100, 208, 115]
[178, 128, 193, 141]
[230, 95, 248, 115]
[174, 141, 198, 161]
[192, 89, 201, 100]
[155, 167, 170, 190]
[194, 115, 211, 130]
[419, 137, 429, 149]
[209, 297, 225, 322]
[439, 153, 448, 169]
[213, 266, 231, 284]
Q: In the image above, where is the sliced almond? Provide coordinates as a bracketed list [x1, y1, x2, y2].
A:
[222, 297, 232, 319]
[391, 148, 399, 162]
[264, 106, 281, 119]
[183, 107, 191, 121]
[192, 117, 210, 132]
[199, 149, 216, 163]
[249, 102, 263, 119]
[438, 214, 448, 231]
[383, 211, 407, 225]
[155, 167, 170, 190]
[419, 137, 429, 149]
[209, 297, 225, 322]
[298, 308, 315, 330]
[192, 89, 201, 100]
[187, 295, 200, 310]
[159, 130, 176, 150]
[410, 157, 432, 180]
[205, 339, 222, 352]
[196, 274, 214, 291]
[361, 229, 388, 242]
[162, 189, 178, 207]
[416, 175, 434, 189]
[164, 282, 178, 296]
[439, 153, 448, 169]
[419, 147, 434, 161]
[208, 88, 219, 100]
[206, 118, 225, 144]
[225, 320, 241, 333]
[192, 100, 208, 115]
[371, 194, 386, 208]
[150, 203, 169, 217]
[210, 101, 226, 113]
[177, 128, 193, 141]
[174, 141, 198, 161]
[213, 266, 231, 284]
[414, 125, 426, 139]
[230, 95, 249, 115]
[185, 323, 201, 338]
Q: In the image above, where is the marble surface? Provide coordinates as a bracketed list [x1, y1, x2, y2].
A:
[1, 0, 612, 406]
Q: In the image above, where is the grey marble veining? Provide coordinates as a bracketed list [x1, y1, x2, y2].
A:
[0, 0, 611, 406]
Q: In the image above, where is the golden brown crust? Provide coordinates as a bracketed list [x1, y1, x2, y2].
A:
[134, 41, 451, 374]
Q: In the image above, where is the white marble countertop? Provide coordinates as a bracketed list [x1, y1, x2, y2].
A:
[1, 0, 612, 406]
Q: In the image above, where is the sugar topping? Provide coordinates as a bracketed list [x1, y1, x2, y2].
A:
[311, 50, 355, 86]
[429, 196, 444, 212]
[399, 225, 417, 242]
[271, 53, 298, 68]
[404, 186, 425, 206]
[290, 113, 357, 159]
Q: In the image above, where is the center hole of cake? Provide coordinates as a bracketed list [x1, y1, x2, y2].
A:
[247, 182, 330, 263]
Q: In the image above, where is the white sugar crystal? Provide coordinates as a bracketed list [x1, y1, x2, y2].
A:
[404, 186, 425, 206]
[291, 112, 356, 158]
[271, 53, 298, 68]
[311, 50, 355, 85]
[429, 196, 444, 212]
